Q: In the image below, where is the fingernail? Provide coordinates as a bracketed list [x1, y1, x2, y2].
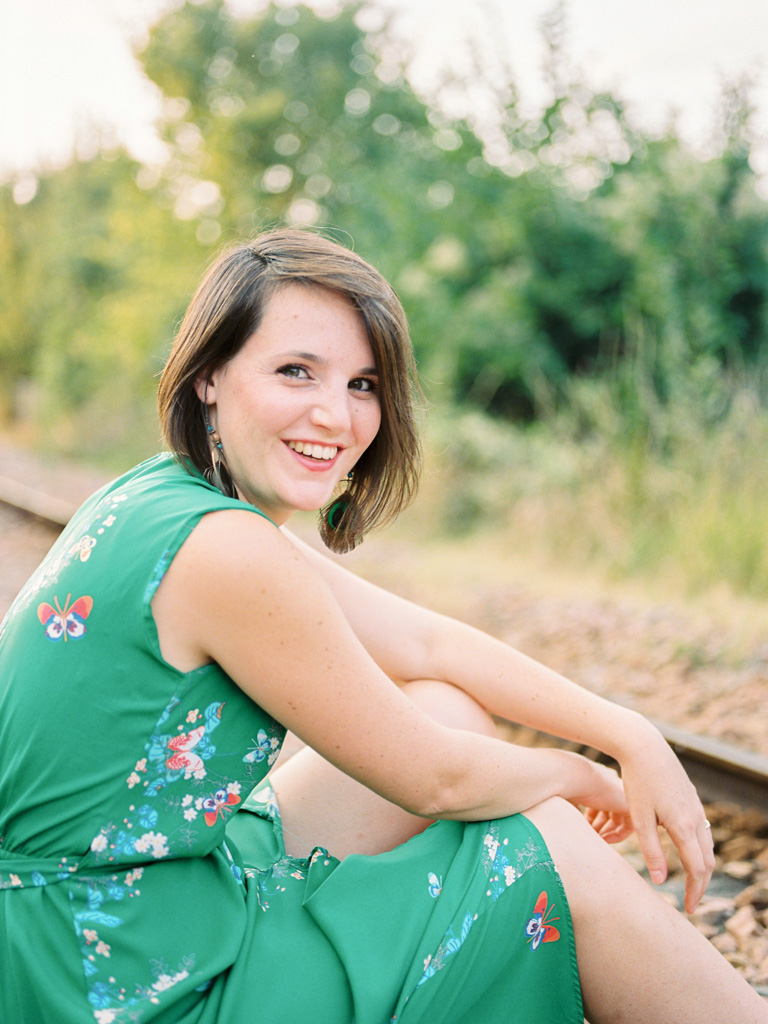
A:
[651, 870, 664, 884]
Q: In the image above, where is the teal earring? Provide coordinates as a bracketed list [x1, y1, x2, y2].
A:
[202, 382, 236, 498]
[327, 475, 352, 531]
[320, 471, 354, 545]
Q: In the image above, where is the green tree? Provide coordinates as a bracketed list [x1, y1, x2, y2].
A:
[0, 149, 199, 456]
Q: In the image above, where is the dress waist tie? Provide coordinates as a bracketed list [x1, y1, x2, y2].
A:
[0, 845, 81, 889]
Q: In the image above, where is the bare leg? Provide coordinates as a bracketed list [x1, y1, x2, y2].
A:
[524, 797, 768, 1024]
[270, 681, 768, 1022]
[269, 679, 498, 859]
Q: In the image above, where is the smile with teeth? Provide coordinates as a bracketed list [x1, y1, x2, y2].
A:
[286, 440, 339, 461]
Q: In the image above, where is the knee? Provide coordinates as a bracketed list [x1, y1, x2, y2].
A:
[524, 796, 634, 901]
[525, 795, 605, 860]
[399, 679, 498, 738]
[526, 794, 586, 830]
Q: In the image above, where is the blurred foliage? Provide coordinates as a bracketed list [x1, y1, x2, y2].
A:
[2, 0, 767, 428]
[0, 149, 201, 457]
[1, 0, 768, 593]
[418, 377, 768, 600]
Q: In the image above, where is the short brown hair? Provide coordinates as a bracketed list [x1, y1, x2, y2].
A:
[157, 228, 422, 551]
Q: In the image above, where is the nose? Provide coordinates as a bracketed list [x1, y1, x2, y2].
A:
[309, 381, 352, 435]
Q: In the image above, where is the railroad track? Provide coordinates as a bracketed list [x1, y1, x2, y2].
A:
[3, 472, 768, 815]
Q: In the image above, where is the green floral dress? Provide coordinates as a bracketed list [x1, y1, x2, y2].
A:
[0, 454, 583, 1023]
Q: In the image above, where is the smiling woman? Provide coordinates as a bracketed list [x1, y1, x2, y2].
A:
[157, 231, 421, 553]
[1, 229, 766, 1024]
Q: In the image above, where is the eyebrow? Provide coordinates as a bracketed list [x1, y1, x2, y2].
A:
[280, 350, 378, 375]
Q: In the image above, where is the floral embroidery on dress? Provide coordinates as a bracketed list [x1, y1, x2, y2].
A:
[480, 827, 555, 902]
[515, 836, 547, 872]
[308, 848, 331, 869]
[143, 699, 226, 794]
[482, 826, 518, 899]
[409, 824, 561, 1005]
[417, 912, 474, 987]
[243, 727, 282, 769]
[85, 940, 194, 1022]
[88, 699, 236, 868]
[0, 857, 79, 889]
[78, 535, 98, 561]
[70, 869, 146, 1012]
[74, 688, 251, 1018]
[240, 782, 316, 911]
[246, 783, 279, 820]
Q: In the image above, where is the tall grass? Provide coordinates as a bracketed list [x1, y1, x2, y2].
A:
[414, 373, 768, 602]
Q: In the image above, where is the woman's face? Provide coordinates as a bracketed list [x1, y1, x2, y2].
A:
[196, 283, 381, 525]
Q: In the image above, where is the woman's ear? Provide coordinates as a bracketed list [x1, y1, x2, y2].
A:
[193, 373, 215, 404]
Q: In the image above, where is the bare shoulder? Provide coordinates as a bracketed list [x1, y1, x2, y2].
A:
[152, 508, 321, 672]
[174, 508, 328, 620]
[182, 508, 303, 577]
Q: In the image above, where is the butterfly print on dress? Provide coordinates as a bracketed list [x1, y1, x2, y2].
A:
[524, 890, 561, 950]
[37, 594, 93, 642]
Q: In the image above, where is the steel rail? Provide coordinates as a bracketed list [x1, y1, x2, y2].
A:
[0, 475, 77, 529]
[551, 720, 768, 815]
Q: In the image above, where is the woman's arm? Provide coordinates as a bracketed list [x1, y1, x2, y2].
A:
[152, 510, 629, 826]
[284, 529, 652, 752]
[283, 528, 713, 911]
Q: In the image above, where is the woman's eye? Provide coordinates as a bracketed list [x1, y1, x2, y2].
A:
[349, 376, 379, 393]
[277, 364, 310, 380]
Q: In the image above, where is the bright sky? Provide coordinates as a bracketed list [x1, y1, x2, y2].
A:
[2, 0, 767, 189]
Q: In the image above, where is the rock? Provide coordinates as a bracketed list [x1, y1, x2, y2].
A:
[705, 873, 747, 899]
[725, 951, 751, 969]
[711, 932, 738, 954]
[746, 937, 768, 964]
[754, 955, 768, 986]
[725, 905, 759, 942]
[691, 897, 736, 927]
[735, 883, 768, 911]
[720, 836, 765, 862]
[722, 861, 756, 882]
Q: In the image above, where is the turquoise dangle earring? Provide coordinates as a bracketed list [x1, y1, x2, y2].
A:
[202, 381, 235, 497]
[206, 423, 227, 492]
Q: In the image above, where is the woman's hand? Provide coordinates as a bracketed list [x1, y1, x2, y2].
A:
[560, 731, 715, 913]
[615, 719, 715, 913]
[551, 751, 634, 842]
[582, 805, 636, 844]
[562, 755, 635, 845]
